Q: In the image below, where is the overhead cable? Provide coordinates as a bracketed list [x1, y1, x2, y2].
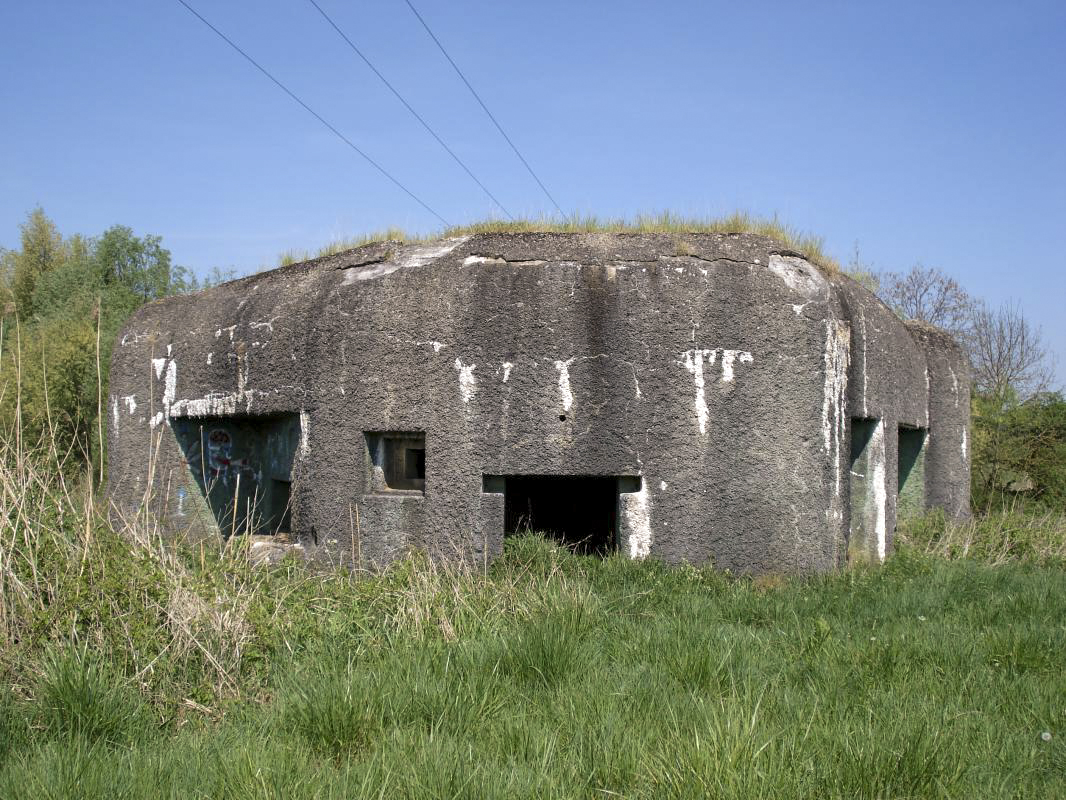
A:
[175, 0, 450, 226]
[402, 0, 565, 218]
[306, 0, 513, 220]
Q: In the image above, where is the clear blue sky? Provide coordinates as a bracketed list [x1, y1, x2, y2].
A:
[1, 1, 1063, 385]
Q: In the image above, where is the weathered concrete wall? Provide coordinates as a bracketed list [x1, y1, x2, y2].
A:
[107, 233, 969, 573]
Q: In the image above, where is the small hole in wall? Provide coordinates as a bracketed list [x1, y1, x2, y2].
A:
[559, 414, 567, 421]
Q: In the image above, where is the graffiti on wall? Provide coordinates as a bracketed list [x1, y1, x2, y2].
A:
[206, 428, 251, 483]
[173, 414, 299, 538]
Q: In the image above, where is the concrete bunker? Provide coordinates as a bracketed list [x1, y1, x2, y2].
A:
[108, 232, 971, 574]
[171, 413, 299, 538]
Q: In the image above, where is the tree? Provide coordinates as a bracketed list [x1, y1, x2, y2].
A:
[877, 264, 976, 339]
[872, 264, 1056, 403]
[0, 247, 15, 312]
[0, 210, 199, 473]
[12, 208, 66, 318]
[95, 225, 174, 303]
[969, 300, 1055, 402]
[972, 391, 1066, 512]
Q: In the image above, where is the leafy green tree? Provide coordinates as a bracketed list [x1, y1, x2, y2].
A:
[1, 209, 205, 475]
[972, 391, 1066, 512]
[11, 208, 66, 318]
[0, 248, 15, 313]
[95, 225, 174, 303]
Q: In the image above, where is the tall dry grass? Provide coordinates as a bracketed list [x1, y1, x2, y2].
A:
[277, 211, 838, 271]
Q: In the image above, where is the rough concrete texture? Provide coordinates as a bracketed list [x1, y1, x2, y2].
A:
[107, 233, 970, 573]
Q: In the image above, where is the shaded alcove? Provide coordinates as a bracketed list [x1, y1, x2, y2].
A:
[172, 413, 300, 538]
[897, 426, 928, 522]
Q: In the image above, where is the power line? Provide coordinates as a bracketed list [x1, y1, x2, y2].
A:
[402, 0, 565, 219]
[174, 0, 450, 227]
[306, 0, 513, 220]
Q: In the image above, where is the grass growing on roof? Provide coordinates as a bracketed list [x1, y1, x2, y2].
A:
[278, 211, 838, 271]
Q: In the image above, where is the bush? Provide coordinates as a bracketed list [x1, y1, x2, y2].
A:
[899, 509, 1066, 566]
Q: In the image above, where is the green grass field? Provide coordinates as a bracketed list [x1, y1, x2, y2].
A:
[1, 509, 1064, 798]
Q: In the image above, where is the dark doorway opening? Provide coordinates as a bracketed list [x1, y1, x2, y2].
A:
[498, 475, 620, 555]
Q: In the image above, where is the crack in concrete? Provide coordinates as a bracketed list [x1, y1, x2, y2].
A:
[335, 252, 392, 270]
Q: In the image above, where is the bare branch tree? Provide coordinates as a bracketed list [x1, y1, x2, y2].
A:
[873, 264, 1057, 403]
[969, 300, 1055, 401]
[878, 265, 976, 338]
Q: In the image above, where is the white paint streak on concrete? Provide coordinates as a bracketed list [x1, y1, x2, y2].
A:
[869, 421, 888, 561]
[166, 345, 266, 419]
[681, 349, 715, 435]
[206, 352, 213, 365]
[962, 427, 968, 460]
[112, 397, 119, 428]
[170, 394, 240, 417]
[359, 237, 471, 283]
[249, 320, 274, 332]
[430, 341, 445, 353]
[859, 311, 868, 417]
[150, 359, 178, 428]
[299, 409, 311, 459]
[554, 359, 574, 411]
[792, 303, 808, 315]
[821, 320, 851, 496]
[659, 480, 668, 491]
[123, 395, 137, 414]
[236, 352, 249, 401]
[454, 358, 477, 403]
[949, 366, 959, 407]
[501, 362, 514, 382]
[152, 358, 166, 379]
[720, 350, 753, 383]
[624, 485, 652, 559]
